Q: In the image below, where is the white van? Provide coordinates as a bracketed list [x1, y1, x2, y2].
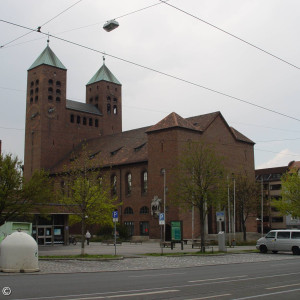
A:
[256, 229, 300, 255]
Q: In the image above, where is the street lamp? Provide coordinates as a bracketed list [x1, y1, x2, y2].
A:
[161, 168, 166, 242]
[103, 19, 119, 32]
[232, 173, 236, 244]
[261, 178, 264, 237]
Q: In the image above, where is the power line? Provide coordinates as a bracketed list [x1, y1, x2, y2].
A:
[159, 0, 300, 71]
[256, 137, 300, 143]
[0, 0, 84, 48]
[1, 19, 300, 124]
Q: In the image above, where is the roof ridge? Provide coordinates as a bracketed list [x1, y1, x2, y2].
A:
[87, 63, 121, 85]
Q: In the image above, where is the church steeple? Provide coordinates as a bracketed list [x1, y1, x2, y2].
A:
[87, 61, 121, 85]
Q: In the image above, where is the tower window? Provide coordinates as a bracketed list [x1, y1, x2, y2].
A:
[35, 96, 38, 102]
[95, 104, 98, 109]
[77, 116, 81, 124]
[83, 117, 87, 125]
[95, 119, 99, 127]
[30, 81, 34, 87]
[56, 81, 61, 87]
[89, 118, 93, 126]
[113, 105, 117, 115]
[107, 96, 111, 101]
[56, 89, 61, 95]
[48, 79, 53, 85]
[48, 87, 53, 93]
[35, 79, 39, 85]
[48, 95, 53, 101]
[30, 89, 33, 95]
[30, 97, 33, 103]
[95, 96, 98, 102]
[56, 97, 60, 102]
[89, 97, 93, 103]
[35, 87, 39, 93]
[115, 87, 117, 91]
[107, 85, 109, 90]
[107, 104, 111, 114]
[113, 97, 117, 102]
[70, 114, 74, 123]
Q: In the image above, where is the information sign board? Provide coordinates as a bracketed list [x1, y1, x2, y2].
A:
[159, 213, 165, 225]
[112, 210, 118, 222]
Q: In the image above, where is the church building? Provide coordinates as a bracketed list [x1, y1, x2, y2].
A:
[24, 45, 256, 244]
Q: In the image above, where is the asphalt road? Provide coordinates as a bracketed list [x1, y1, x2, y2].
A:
[2, 257, 300, 300]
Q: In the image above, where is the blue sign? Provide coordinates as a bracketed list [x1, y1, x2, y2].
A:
[159, 213, 165, 225]
[112, 211, 118, 218]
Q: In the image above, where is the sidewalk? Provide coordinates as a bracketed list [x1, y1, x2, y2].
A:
[38, 241, 256, 257]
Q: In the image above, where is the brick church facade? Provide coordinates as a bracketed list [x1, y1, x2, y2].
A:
[24, 45, 256, 244]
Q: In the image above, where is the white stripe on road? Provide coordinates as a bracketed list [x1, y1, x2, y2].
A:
[231, 288, 300, 300]
[266, 282, 300, 289]
[184, 294, 231, 300]
[189, 275, 248, 283]
[129, 272, 185, 277]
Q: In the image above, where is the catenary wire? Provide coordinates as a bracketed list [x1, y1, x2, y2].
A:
[0, 0, 84, 48]
[1, 19, 300, 123]
[159, 0, 300, 71]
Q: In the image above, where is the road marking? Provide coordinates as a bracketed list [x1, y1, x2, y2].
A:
[64, 290, 180, 299]
[185, 294, 231, 300]
[231, 287, 300, 299]
[189, 275, 248, 283]
[129, 272, 185, 278]
[266, 282, 300, 290]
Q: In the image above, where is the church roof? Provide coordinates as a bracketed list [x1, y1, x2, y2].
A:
[87, 63, 121, 85]
[28, 45, 66, 70]
[146, 112, 199, 133]
[66, 100, 102, 115]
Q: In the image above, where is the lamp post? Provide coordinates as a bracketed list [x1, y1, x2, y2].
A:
[261, 178, 264, 237]
[227, 176, 231, 246]
[232, 174, 236, 243]
[161, 168, 166, 242]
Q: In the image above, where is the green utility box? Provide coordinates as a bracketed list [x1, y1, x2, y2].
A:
[0, 222, 32, 243]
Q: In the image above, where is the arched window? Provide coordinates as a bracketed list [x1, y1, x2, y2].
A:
[70, 114, 74, 123]
[113, 105, 117, 115]
[48, 95, 53, 101]
[30, 97, 33, 103]
[126, 173, 132, 195]
[48, 79, 53, 85]
[35, 96, 38, 102]
[35, 87, 39, 93]
[141, 171, 148, 194]
[107, 104, 111, 114]
[95, 96, 99, 102]
[89, 118, 93, 126]
[107, 96, 111, 101]
[95, 119, 99, 127]
[56, 81, 61, 87]
[56, 97, 61, 102]
[35, 79, 39, 85]
[111, 174, 117, 195]
[56, 89, 61, 95]
[140, 206, 149, 215]
[48, 87, 53, 93]
[30, 89, 33, 95]
[124, 207, 133, 215]
[77, 116, 81, 124]
[113, 97, 117, 102]
[30, 81, 34, 87]
[89, 97, 93, 103]
[83, 117, 87, 125]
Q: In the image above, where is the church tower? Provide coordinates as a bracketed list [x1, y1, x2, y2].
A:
[86, 59, 122, 136]
[24, 44, 67, 180]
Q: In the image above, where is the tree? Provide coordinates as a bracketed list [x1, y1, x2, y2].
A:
[234, 174, 260, 241]
[273, 169, 300, 217]
[170, 141, 227, 252]
[0, 153, 51, 226]
[57, 146, 117, 255]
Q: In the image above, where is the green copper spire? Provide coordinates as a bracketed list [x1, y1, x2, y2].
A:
[87, 59, 121, 85]
[28, 45, 66, 70]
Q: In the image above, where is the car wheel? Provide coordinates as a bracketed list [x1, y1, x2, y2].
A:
[260, 245, 268, 253]
[272, 250, 278, 254]
[292, 246, 300, 255]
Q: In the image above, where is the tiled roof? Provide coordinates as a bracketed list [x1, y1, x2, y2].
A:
[66, 100, 102, 115]
[255, 166, 288, 175]
[146, 112, 199, 133]
[187, 112, 220, 131]
[230, 127, 255, 144]
[28, 45, 66, 70]
[87, 64, 121, 85]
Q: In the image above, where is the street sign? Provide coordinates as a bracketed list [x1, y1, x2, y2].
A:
[159, 213, 165, 225]
[216, 211, 225, 222]
[112, 210, 118, 222]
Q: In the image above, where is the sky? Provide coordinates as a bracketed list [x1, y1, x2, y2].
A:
[1, 0, 300, 169]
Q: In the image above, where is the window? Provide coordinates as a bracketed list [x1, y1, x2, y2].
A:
[48, 87, 53, 93]
[126, 173, 132, 195]
[266, 231, 276, 239]
[48, 79, 53, 85]
[272, 217, 283, 223]
[142, 171, 148, 194]
[113, 105, 117, 115]
[140, 206, 149, 214]
[56, 97, 61, 102]
[89, 97, 93, 103]
[70, 114, 74, 123]
[83, 117, 87, 125]
[107, 104, 111, 114]
[56, 81, 61, 87]
[140, 221, 149, 236]
[30, 89, 33, 95]
[95, 96, 98, 102]
[35, 87, 39, 93]
[48, 95, 53, 101]
[124, 222, 134, 236]
[60, 181, 65, 195]
[31, 81, 34, 87]
[77, 116, 81, 124]
[107, 96, 111, 101]
[35, 79, 39, 85]
[35, 96, 38, 102]
[291, 232, 300, 239]
[270, 184, 281, 190]
[277, 231, 290, 239]
[95, 119, 99, 127]
[111, 175, 117, 195]
[89, 118, 93, 126]
[124, 207, 133, 215]
[113, 97, 117, 102]
[56, 89, 61, 95]
[30, 97, 33, 103]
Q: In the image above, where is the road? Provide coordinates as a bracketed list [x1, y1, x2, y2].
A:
[1, 257, 300, 299]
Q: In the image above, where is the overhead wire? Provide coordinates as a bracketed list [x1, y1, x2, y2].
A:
[1, 19, 300, 124]
[0, 0, 84, 48]
[159, 0, 300, 71]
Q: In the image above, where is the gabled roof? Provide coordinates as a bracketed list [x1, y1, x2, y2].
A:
[66, 100, 102, 116]
[146, 112, 199, 133]
[28, 45, 66, 71]
[187, 112, 220, 131]
[87, 63, 121, 85]
[230, 127, 255, 144]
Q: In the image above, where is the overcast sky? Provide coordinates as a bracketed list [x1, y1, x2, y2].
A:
[1, 0, 300, 169]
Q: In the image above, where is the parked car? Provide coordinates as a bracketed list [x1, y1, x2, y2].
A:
[256, 229, 300, 255]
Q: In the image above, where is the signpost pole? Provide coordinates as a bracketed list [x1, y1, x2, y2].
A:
[114, 221, 117, 256]
[112, 210, 118, 256]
